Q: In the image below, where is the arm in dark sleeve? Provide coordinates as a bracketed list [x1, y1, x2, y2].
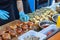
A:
[22, 0, 32, 13]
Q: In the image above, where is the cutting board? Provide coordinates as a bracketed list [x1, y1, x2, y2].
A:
[48, 32, 60, 40]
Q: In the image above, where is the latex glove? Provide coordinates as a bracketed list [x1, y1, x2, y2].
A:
[19, 11, 29, 22]
[0, 10, 9, 20]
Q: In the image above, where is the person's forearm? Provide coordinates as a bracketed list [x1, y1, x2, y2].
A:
[17, 0, 24, 12]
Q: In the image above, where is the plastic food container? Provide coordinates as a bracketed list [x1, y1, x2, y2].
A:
[39, 20, 54, 28]
[18, 30, 47, 40]
[39, 24, 58, 37]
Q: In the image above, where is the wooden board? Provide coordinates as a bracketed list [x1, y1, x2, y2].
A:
[48, 32, 60, 40]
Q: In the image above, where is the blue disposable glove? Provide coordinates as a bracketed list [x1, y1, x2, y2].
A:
[19, 11, 29, 22]
[0, 10, 9, 20]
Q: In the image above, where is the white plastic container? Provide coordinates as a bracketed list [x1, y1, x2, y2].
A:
[39, 24, 58, 36]
[18, 30, 47, 40]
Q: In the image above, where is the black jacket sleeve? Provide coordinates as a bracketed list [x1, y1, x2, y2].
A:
[22, 0, 32, 13]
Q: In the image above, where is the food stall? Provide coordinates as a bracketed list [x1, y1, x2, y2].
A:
[0, 0, 60, 40]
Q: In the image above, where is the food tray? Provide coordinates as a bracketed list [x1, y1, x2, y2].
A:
[0, 20, 20, 27]
[18, 30, 47, 40]
[0, 20, 20, 40]
[39, 24, 58, 37]
[0, 20, 40, 40]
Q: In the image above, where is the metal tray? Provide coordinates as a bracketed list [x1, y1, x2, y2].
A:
[0, 20, 20, 40]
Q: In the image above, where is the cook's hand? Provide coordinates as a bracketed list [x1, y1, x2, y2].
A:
[19, 11, 29, 22]
[0, 10, 9, 20]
